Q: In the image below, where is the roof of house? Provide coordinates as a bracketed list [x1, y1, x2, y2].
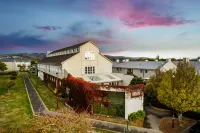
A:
[39, 53, 77, 66]
[112, 61, 166, 69]
[0, 58, 30, 62]
[50, 41, 89, 54]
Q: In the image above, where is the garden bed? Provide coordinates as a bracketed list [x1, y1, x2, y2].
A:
[160, 117, 196, 133]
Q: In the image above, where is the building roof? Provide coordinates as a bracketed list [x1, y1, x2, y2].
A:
[39, 53, 77, 66]
[0, 58, 30, 62]
[50, 41, 89, 54]
[113, 61, 166, 69]
[81, 73, 122, 83]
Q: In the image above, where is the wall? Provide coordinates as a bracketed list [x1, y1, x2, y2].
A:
[38, 71, 44, 80]
[62, 41, 112, 77]
[3, 61, 30, 71]
[113, 67, 156, 79]
[125, 92, 143, 119]
[113, 73, 133, 86]
[160, 61, 177, 72]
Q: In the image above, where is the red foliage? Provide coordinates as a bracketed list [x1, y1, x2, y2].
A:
[61, 74, 145, 113]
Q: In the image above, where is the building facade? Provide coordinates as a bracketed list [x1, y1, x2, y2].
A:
[0, 58, 30, 71]
[113, 59, 177, 80]
[37, 41, 144, 119]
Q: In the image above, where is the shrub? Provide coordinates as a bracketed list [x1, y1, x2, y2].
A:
[10, 75, 17, 80]
[128, 110, 145, 122]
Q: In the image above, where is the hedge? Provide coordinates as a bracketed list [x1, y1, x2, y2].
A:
[128, 110, 145, 122]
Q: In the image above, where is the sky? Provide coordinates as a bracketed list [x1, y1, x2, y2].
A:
[0, 0, 200, 58]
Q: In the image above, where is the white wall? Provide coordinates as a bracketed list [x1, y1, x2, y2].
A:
[125, 92, 143, 119]
[113, 73, 133, 86]
[3, 61, 30, 71]
[62, 41, 112, 77]
[160, 61, 177, 72]
[38, 71, 44, 80]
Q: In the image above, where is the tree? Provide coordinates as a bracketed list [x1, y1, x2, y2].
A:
[130, 76, 143, 85]
[156, 55, 160, 61]
[157, 62, 200, 122]
[7, 81, 15, 94]
[0, 62, 7, 71]
[18, 64, 26, 71]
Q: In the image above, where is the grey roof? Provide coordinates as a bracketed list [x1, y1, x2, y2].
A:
[39, 53, 77, 66]
[113, 61, 165, 69]
[113, 60, 200, 70]
[50, 41, 89, 54]
[172, 61, 200, 71]
[0, 58, 30, 62]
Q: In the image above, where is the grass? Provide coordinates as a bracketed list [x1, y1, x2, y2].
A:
[0, 72, 33, 131]
[160, 117, 196, 133]
[28, 73, 66, 111]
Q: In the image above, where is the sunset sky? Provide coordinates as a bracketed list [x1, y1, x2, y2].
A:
[0, 0, 200, 58]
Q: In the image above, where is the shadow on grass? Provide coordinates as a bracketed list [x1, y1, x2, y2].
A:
[0, 88, 8, 95]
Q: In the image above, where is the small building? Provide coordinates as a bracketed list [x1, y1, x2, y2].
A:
[0, 58, 31, 71]
[113, 59, 177, 80]
[38, 40, 144, 119]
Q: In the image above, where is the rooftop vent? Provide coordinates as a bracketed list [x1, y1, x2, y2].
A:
[88, 76, 102, 81]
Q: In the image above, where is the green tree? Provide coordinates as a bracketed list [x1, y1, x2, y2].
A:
[7, 81, 15, 94]
[156, 55, 160, 61]
[0, 62, 7, 71]
[130, 76, 143, 85]
[157, 62, 200, 121]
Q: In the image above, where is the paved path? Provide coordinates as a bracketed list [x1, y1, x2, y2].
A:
[24, 76, 48, 115]
[143, 106, 172, 130]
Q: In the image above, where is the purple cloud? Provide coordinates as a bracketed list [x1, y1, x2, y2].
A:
[34, 26, 61, 31]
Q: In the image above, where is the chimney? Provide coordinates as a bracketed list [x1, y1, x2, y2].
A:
[166, 58, 171, 62]
[183, 58, 190, 63]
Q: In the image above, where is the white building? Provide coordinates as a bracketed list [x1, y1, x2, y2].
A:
[0, 58, 31, 71]
[113, 59, 177, 80]
[113, 58, 200, 80]
[38, 41, 144, 119]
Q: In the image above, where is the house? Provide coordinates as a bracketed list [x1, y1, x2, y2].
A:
[0, 58, 31, 71]
[113, 59, 177, 80]
[38, 40, 144, 119]
[113, 58, 200, 80]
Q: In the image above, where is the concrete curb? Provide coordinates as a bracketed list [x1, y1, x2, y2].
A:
[87, 118, 163, 133]
[149, 103, 171, 112]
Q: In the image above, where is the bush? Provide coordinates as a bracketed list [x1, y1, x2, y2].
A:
[10, 75, 17, 80]
[128, 110, 145, 122]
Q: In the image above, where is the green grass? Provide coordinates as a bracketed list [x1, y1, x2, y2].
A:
[29, 73, 66, 111]
[0, 72, 33, 131]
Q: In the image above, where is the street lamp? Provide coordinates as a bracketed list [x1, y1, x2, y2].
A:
[172, 75, 175, 128]
[56, 72, 59, 109]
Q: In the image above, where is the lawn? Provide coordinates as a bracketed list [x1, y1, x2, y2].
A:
[28, 73, 66, 111]
[0, 72, 33, 131]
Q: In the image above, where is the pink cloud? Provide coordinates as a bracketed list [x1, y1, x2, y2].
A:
[95, 0, 196, 29]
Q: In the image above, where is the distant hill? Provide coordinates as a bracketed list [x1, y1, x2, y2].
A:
[104, 55, 156, 61]
[0, 53, 46, 60]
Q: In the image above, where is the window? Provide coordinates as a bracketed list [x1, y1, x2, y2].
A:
[85, 51, 95, 60]
[85, 66, 95, 74]
[93, 67, 95, 74]
[85, 67, 87, 74]
[145, 70, 148, 73]
[140, 69, 143, 73]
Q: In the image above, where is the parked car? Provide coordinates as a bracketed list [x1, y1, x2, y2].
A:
[189, 120, 200, 133]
